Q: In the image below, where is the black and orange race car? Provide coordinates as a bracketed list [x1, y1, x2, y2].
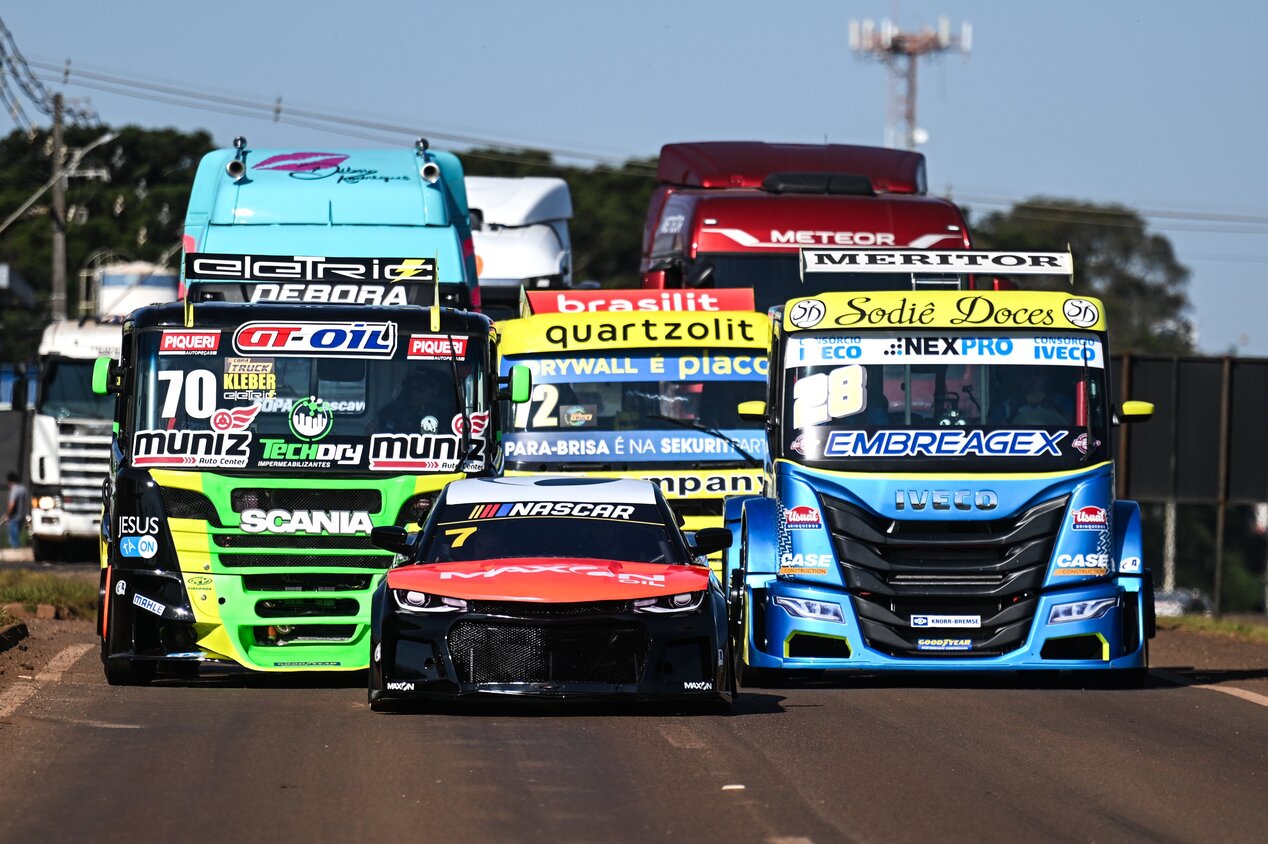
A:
[367, 476, 734, 707]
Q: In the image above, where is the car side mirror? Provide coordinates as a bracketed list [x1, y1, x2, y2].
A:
[737, 400, 766, 422]
[370, 525, 416, 556]
[690, 527, 733, 557]
[497, 364, 533, 403]
[1117, 400, 1154, 424]
[92, 356, 123, 396]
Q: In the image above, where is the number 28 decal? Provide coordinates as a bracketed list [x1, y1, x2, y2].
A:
[792, 365, 868, 429]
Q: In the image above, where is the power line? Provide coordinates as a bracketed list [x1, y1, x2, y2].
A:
[0, 18, 96, 125]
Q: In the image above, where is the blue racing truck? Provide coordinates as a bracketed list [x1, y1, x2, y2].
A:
[725, 249, 1156, 685]
[182, 139, 480, 309]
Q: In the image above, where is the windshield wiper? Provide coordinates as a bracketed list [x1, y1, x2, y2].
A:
[1079, 338, 1093, 464]
[444, 330, 475, 472]
[645, 413, 762, 468]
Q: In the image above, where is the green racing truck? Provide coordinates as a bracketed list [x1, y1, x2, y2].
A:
[92, 264, 528, 684]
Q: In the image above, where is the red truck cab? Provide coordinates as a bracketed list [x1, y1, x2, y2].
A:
[641, 142, 972, 311]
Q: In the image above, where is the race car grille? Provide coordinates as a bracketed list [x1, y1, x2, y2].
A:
[242, 573, 374, 592]
[448, 621, 648, 685]
[230, 488, 382, 514]
[821, 493, 1067, 658]
[218, 553, 391, 570]
[213, 534, 377, 551]
[468, 600, 633, 618]
[160, 487, 223, 526]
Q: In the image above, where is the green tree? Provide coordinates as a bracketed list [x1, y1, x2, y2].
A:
[969, 198, 1194, 354]
[0, 125, 215, 361]
[461, 147, 657, 287]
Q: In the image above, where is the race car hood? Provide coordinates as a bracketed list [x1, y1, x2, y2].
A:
[386, 557, 709, 602]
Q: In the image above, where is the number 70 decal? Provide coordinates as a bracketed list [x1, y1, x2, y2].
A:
[792, 365, 868, 429]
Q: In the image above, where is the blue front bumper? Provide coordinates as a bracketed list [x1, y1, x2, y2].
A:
[743, 576, 1147, 671]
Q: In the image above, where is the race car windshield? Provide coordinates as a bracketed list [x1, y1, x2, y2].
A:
[421, 501, 680, 564]
[127, 326, 488, 474]
[781, 330, 1109, 473]
[690, 253, 956, 314]
[503, 349, 766, 471]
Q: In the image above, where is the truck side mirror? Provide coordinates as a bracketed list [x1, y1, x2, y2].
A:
[737, 400, 767, 421]
[370, 525, 416, 556]
[1117, 400, 1154, 423]
[92, 356, 122, 396]
[504, 364, 532, 403]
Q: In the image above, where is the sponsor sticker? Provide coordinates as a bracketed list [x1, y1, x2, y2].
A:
[451, 411, 490, 437]
[119, 535, 158, 559]
[916, 638, 972, 651]
[504, 431, 764, 463]
[258, 439, 364, 469]
[825, 429, 1067, 459]
[118, 516, 159, 535]
[369, 434, 485, 472]
[132, 593, 166, 616]
[114, 580, 127, 596]
[1054, 553, 1110, 577]
[682, 681, 713, 691]
[186, 575, 213, 589]
[186, 253, 434, 282]
[462, 502, 637, 520]
[273, 661, 342, 667]
[1119, 556, 1142, 574]
[289, 396, 334, 442]
[210, 405, 261, 432]
[233, 321, 397, 358]
[407, 334, 469, 360]
[524, 288, 754, 314]
[784, 505, 822, 529]
[132, 429, 252, 469]
[386, 681, 416, 692]
[223, 357, 276, 398]
[1063, 298, 1101, 328]
[1071, 506, 1108, 530]
[1072, 433, 1103, 455]
[437, 564, 665, 587]
[911, 614, 981, 629]
[778, 552, 831, 576]
[560, 405, 597, 428]
[159, 330, 220, 355]
[787, 299, 827, 329]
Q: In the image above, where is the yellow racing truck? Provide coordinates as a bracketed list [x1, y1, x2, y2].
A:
[497, 289, 769, 573]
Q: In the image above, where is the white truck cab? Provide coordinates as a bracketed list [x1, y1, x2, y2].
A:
[467, 176, 573, 320]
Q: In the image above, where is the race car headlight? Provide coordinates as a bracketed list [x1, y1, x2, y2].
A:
[633, 591, 705, 614]
[773, 595, 845, 623]
[1048, 597, 1117, 625]
[392, 589, 468, 614]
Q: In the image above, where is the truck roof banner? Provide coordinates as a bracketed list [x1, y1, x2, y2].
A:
[782, 290, 1107, 333]
[183, 253, 439, 306]
[800, 249, 1073, 276]
[500, 310, 770, 353]
[523, 288, 754, 315]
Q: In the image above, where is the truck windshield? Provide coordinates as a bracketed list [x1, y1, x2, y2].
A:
[129, 325, 488, 474]
[781, 330, 1109, 472]
[692, 253, 951, 314]
[39, 359, 115, 420]
[503, 349, 767, 471]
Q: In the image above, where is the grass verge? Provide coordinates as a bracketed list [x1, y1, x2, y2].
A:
[0, 570, 97, 619]
[1158, 615, 1268, 645]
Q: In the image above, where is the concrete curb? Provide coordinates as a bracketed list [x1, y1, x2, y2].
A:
[0, 621, 30, 654]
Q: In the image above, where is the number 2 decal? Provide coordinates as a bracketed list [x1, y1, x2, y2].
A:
[792, 365, 867, 429]
[513, 383, 560, 429]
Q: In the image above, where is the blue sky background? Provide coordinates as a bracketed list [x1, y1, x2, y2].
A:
[5, 1, 1266, 353]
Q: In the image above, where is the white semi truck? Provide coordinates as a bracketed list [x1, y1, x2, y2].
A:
[466, 176, 573, 320]
[28, 262, 177, 560]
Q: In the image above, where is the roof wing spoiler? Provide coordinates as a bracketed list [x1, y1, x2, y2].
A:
[799, 248, 1074, 285]
[182, 252, 445, 307]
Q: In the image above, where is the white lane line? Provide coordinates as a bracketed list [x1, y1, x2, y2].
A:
[767, 838, 815, 844]
[1154, 668, 1268, 708]
[657, 724, 705, 749]
[0, 643, 94, 719]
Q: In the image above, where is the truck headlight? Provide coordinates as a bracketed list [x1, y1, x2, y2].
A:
[392, 590, 467, 614]
[773, 595, 845, 623]
[36, 495, 60, 510]
[1048, 597, 1117, 625]
[634, 591, 704, 614]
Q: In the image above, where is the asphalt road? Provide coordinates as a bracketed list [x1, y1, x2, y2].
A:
[0, 624, 1265, 844]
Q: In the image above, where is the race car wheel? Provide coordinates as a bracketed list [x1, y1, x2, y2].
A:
[104, 657, 155, 686]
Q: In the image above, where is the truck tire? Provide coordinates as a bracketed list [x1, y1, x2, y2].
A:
[104, 657, 155, 686]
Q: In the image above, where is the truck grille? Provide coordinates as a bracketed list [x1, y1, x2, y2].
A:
[159, 487, 222, 525]
[218, 554, 391, 569]
[230, 488, 381, 514]
[821, 493, 1067, 657]
[57, 421, 111, 515]
[213, 534, 377, 550]
[448, 621, 648, 684]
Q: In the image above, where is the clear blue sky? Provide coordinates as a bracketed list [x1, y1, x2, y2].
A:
[5, 1, 1266, 354]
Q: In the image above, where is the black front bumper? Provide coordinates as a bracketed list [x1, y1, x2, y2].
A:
[370, 598, 727, 701]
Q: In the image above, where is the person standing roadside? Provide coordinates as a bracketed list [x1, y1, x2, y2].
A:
[4, 471, 29, 548]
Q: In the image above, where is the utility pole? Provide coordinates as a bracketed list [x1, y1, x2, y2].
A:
[50, 92, 66, 320]
[849, 17, 971, 150]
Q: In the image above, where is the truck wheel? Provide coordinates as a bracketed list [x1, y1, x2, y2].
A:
[104, 657, 155, 686]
